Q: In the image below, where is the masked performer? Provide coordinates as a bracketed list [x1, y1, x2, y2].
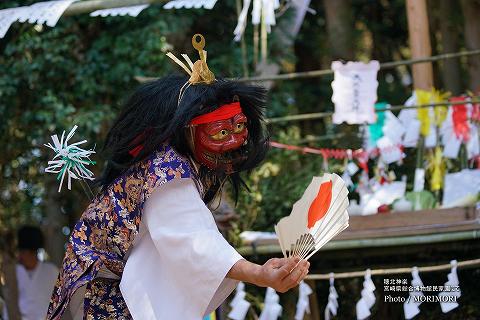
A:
[47, 35, 309, 320]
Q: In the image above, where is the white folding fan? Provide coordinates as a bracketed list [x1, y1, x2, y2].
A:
[275, 173, 349, 261]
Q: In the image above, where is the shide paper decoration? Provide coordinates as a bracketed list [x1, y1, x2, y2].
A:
[90, 5, 149, 17]
[228, 282, 250, 320]
[441, 108, 462, 159]
[44, 125, 96, 192]
[450, 96, 470, 142]
[414, 89, 450, 148]
[439, 260, 461, 313]
[426, 146, 445, 192]
[259, 287, 282, 320]
[367, 102, 387, 148]
[295, 281, 313, 320]
[228, 263, 466, 320]
[332, 61, 379, 125]
[440, 96, 480, 159]
[398, 95, 421, 148]
[324, 273, 339, 320]
[163, 0, 218, 10]
[0, 0, 76, 38]
[275, 173, 349, 261]
[359, 179, 407, 215]
[404, 267, 425, 319]
[234, 0, 280, 41]
[0, 0, 220, 39]
[356, 269, 376, 320]
[442, 169, 480, 208]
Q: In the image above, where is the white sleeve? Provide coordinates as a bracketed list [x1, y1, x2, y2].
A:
[120, 178, 243, 320]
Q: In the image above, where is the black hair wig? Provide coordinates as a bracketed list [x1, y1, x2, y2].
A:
[98, 75, 269, 204]
[17, 225, 44, 251]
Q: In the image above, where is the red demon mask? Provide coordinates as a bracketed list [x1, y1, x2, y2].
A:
[189, 102, 248, 173]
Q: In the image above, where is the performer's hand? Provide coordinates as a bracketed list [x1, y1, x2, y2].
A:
[226, 257, 309, 292]
[257, 257, 310, 293]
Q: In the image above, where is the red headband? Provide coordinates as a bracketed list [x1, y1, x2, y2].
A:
[129, 102, 243, 158]
[189, 102, 242, 125]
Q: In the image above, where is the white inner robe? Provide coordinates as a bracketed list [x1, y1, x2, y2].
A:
[119, 177, 243, 319]
[3, 262, 59, 320]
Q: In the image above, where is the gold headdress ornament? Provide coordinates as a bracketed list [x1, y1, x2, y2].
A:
[166, 34, 216, 104]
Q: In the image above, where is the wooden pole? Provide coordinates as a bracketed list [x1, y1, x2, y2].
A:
[406, 0, 434, 90]
[406, 0, 433, 174]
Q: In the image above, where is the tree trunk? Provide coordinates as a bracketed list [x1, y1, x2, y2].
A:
[461, 0, 480, 92]
[323, 0, 355, 61]
[1, 250, 21, 320]
[406, 0, 434, 90]
[43, 180, 68, 267]
[438, 0, 462, 94]
[255, 0, 311, 90]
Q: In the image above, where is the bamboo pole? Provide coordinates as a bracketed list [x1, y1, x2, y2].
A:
[265, 98, 480, 124]
[241, 49, 480, 82]
[135, 49, 480, 83]
[306, 258, 480, 280]
[260, 11, 267, 63]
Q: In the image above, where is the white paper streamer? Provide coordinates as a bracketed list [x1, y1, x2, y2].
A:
[439, 260, 461, 313]
[442, 169, 480, 208]
[467, 123, 480, 159]
[382, 111, 406, 144]
[331, 61, 379, 125]
[0, 7, 27, 38]
[0, 0, 74, 38]
[251, 0, 262, 24]
[404, 267, 424, 319]
[21, 0, 76, 27]
[44, 125, 96, 192]
[90, 4, 149, 17]
[233, 0, 252, 41]
[413, 168, 425, 192]
[295, 281, 313, 320]
[259, 287, 282, 320]
[228, 282, 251, 320]
[234, 0, 279, 40]
[377, 136, 403, 164]
[442, 120, 461, 158]
[163, 0, 218, 10]
[324, 273, 339, 320]
[356, 269, 376, 320]
[398, 95, 421, 148]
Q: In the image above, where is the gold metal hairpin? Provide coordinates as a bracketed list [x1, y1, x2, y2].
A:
[166, 34, 215, 85]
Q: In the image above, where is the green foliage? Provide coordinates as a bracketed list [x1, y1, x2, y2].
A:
[0, 3, 201, 230]
[234, 126, 347, 234]
[0, 0, 463, 244]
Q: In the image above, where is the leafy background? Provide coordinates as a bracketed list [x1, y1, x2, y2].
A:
[1, 0, 479, 319]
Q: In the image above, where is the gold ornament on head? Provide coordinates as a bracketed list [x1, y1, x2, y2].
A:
[166, 34, 215, 85]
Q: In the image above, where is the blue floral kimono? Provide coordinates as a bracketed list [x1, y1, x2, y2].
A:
[47, 144, 193, 319]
